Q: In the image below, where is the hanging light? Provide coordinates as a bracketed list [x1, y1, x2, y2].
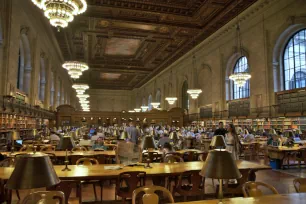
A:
[150, 102, 160, 109]
[165, 97, 177, 105]
[128, 110, 135, 113]
[141, 106, 149, 112]
[77, 94, 89, 100]
[134, 108, 141, 112]
[229, 1, 251, 87]
[229, 73, 251, 87]
[72, 84, 89, 94]
[187, 89, 202, 99]
[79, 100, 89, 104]
[31, 0, 87, 29]
[62, 61, 89, 79]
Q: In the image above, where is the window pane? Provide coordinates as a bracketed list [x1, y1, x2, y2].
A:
[232, 56, 250, 99]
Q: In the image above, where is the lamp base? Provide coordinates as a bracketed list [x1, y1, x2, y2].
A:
[144, 163, 152, 169]
[62, 161, 71, 171]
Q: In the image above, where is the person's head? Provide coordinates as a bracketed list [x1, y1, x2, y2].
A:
[218, 122, 224, 129]
[227, 124, 236, 134]
[95, 137, 104, 145]
[163, 142, 172, 151]
[129, 122, 135, 127]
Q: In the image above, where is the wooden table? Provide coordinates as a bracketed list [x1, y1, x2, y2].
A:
[267, 146, 306, 168]
[1, 150, 116, 157]
[0, 160, 271, 180]
[175, 193, 306, 204]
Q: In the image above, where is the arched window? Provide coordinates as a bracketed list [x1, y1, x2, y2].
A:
[156, 89, 161, 108]
[182, 81, 189, 110]
[148, 94, 152, 111]
[283, 29, 306, 90]
[232, 56, 250, 99]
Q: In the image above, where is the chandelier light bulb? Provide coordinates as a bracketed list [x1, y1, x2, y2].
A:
[229, 72, 251, 87]
[31, 0, 87, 29]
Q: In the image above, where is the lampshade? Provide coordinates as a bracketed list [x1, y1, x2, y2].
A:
[169, 132, 178, 141]
[11, 131, 20, 140]
[6, 153, 60, 189]
[134, 108, 141, 112]
[210, 135, 226, 148]
[59, 136, 75, 150]
[119, 131, 129, 140]
[200, 150, 242, 179]
[32, 129, 38, 136]
[142, 136, 156, 149]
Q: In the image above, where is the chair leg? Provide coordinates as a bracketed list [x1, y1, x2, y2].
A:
[93, 183, 97, 201]
[212, 179, 215, 187]
[16, 190, 20, 200]
[100, 181, 103, 201]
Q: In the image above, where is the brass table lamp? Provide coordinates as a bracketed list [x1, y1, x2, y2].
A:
[141, 136, 156, 168]
[200, 150, 241, 203]
[10, 130, 20, 154]
[210, 135, 226, 150]
[59, 136, 75, 151]
[6, 152, 60, 189]
[119, 131, 129, 140]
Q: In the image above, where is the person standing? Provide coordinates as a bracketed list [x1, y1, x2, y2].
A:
[126, 122, 140, 144]
[214, 122, 227, 136]
[225, 124, 240, 160]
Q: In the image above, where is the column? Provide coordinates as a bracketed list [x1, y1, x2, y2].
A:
[44, 58, 51, 109]
[53, 72, 58, 110]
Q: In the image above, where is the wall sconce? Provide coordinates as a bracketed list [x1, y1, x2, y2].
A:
[91, 117, 93, 120]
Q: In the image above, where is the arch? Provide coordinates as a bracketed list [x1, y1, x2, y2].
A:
[273, 24, 306, 92]
[148, 94, 152, 111]
[20, 32, 32, 95]
[232, 56, 250, 99]
[182, 80, 189, 110]
[17, 40, 25, 91]
[225, 50, 250, 100]
[282, 29, 306, 90]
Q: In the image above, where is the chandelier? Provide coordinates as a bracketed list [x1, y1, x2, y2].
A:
[128, 110, 135, 113]
[150, 102, 160, 109]
[229, 72, 251, 87]
[63, 61, 89, 79]
[187, 89, 202, 99]
[77, 94, 89, 100]
[134, 108, 141, 112]
[72, 84, 89, 94]
[165, 97, 177, 105]
[31, 0, 87, 29]
[141, 106, 149, 112]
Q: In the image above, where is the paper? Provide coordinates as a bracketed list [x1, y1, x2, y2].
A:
[104, 166, 122, 170]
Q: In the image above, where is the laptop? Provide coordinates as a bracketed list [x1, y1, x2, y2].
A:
[16, 140, 23, 145]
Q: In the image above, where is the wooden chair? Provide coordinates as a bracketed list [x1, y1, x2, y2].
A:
[0, 158, 16, 167]
[76, 158, 103, 201]
[242, 181, 279, 197]
[19, 145, 36, 152]
[40, 145, 56, 151]
[47, 180, 81, 204]
[293, 178, 306, 193]
[116, 171, 146, 203]
[72, 146, 87, 152]
[132, 185, 174, 204]
[164, 155, 184, 191]
[173, 170, 205, 201]
[21, 191, 64, 204]
[198, 153, 208, 161]
[142, 152, 161, 163]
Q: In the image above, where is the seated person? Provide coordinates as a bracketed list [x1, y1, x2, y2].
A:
[91, 138, 107, 150]
[162, 142, 174, 157]
[91, 132, 99, 141]
[244, 134, 255, 142]
[50, 131, 61, 141]
[157, 133, 171, 148]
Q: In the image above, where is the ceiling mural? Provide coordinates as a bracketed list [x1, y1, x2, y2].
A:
[54, 0, 258, 90]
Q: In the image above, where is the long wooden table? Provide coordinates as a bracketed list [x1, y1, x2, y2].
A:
[1, 150, 116, 157]
[0, 160, 271, 180]
[267, 146, 306, 168]
[175, 193, 306, 204]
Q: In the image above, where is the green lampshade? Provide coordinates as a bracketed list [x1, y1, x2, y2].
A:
[119, 131, 129, 140]
[210, 135, 226, 148]
[59, 136, 75, 150]
[200, 150, 242, 180]
[142, 136, 155, 149]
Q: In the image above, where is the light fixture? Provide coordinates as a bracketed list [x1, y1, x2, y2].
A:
[187, 89, 202, 99]
[187, 39, 202, 100]
[141, 106, 149, 112]
[72, 84, 89, 94]
[128, 110, 135, 113]
[229, 0, 251, 87]
[229, 72, 251, 87]
[77, 94, 89, 99]
[62, 61, 88, 79]
[31, 0, 87, 30]
[79, 100, 89, 104]
[150, 102, 160, 109]
[165, 97, 177, 105]
[134, 108, 141, 112]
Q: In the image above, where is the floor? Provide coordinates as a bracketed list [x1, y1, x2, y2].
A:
[10, 159, 306, 203]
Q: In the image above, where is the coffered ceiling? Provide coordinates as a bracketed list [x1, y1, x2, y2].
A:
[54, 0, 258, 90]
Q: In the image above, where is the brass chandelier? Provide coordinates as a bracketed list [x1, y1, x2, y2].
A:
[62, 61, 89, 79]
[31, 0, 87, 29]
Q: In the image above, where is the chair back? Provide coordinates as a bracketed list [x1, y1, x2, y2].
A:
[116, 171, 146, 198]
[242, 181, 279, 197]
[40, 145, 56, 151]
[142, 152, 161, 163]
[132, 185, 174, 204]
[19, 145, 35, 152]
[198, 152, 208, 161]
[175, 170, 205, 196]
[183, 151, 198, 162]
[76, 157, 99, 166]
[47, 180, 80, 204]
[72, 146, 87, 152]
[21, 191, 64, 204]
[164, 155, 183, 163]
[293, 178, 306, 193]
[0, 158, 16, 167]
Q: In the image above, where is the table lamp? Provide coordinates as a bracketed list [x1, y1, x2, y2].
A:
[10, 130, 20, 154]
[59, 136, 75, 151]
[210, 135, 226, 150]
[142, 136, 156, 168]
[6, 152, 60, 190]
[200, 150, 241, 203]
[119, 131, 129, 140]
[169, 132, 178, 142]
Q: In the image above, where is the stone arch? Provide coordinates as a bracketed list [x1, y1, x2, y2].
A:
[20, 28, 32, 95]
[225, 49, 250, 101]
[272, 23, 306, 92]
